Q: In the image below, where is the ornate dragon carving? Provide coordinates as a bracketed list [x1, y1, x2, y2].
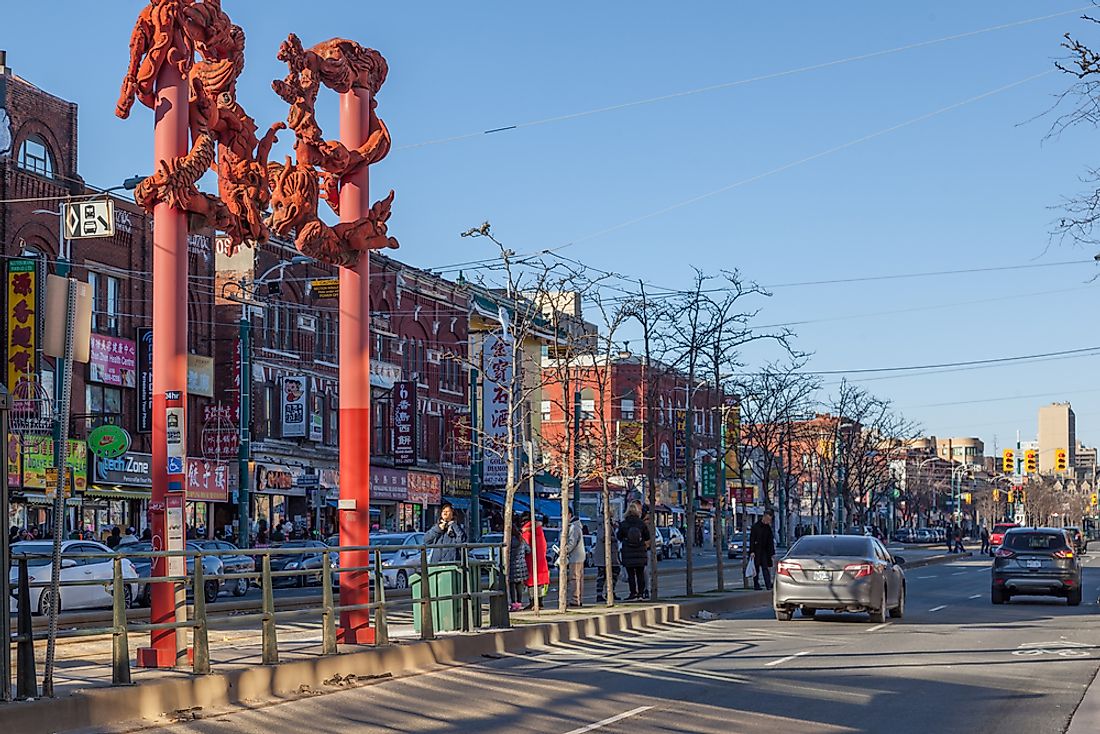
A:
[268, 34, 398, 267]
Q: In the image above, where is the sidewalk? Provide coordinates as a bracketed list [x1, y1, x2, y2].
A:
[2, 586, 770, 734]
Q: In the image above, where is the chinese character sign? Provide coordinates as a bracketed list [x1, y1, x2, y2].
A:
[281, 375, 308, 438]
[186, 458, 229, 502]
[481, 331, 512, 487]
[89, 334, 137, 387]
[392, 380, 417, 466]
[7, 259, 37, 394]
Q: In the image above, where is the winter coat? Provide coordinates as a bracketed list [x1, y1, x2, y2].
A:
[423, 520, 467, 564]
[509, 535, 529, 584]
[521, 521, 550, 587]
[749, 520, 775, 564]
[563, 518, 586, 565]
[616, 516, 650, 568]
[592, 523, 620, 568]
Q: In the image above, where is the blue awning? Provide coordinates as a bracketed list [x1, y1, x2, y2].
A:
[441, 496, 471, 511]
[479, 491, 561, 519]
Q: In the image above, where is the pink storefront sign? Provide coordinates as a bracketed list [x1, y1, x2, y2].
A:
[89, 334, 137, 388]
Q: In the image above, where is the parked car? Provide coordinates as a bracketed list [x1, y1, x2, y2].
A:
[267, 540, 331, 586]
[118, 542, 223, 605]
[728, 536, 746, 558]
[371, 532, 425, 590]
[10, 540, 139, 615]
[912, 528, 934, 544]
[773, 534, 906, 623]
[657, 527, 685, 559]
[989, 522, 1019, 554]
[1064, 526, 1087, 555]
[992, 527, 1082, 605]
[281, 545, 341, 588]
[187, 539, 255, 596]
[892, 528, 914, 544]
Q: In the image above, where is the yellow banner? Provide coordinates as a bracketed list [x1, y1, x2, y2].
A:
[7, 259, 37, 394]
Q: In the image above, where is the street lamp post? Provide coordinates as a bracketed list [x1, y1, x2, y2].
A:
[678, 379, 707, 596]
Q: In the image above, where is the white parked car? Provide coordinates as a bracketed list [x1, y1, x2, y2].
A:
[10, 540, 138, 615]
[372, 532, 425, 590]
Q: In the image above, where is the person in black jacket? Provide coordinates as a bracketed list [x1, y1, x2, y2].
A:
[749, 510, 776, 591]
[616, 501, 651, 600]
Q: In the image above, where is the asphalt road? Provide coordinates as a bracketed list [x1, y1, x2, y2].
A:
[134, 551, 1100, 734]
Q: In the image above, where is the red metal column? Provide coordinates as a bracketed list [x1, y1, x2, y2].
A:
[136, 61, 189, 668]
[337, 83, 375, 645]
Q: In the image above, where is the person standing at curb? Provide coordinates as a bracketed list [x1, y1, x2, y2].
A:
[749, 509, 776, 591]
[564, 510, 587, 607]
[425, 502, 467, 564]
[521, 513, 550, 610]
[618, 501, 650, 600]
[509, 516, 529, 612]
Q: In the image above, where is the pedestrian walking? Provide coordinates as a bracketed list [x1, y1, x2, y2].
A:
[520, 513, 550, 609]
[954, 525, 965, 554]
[563, 511, 587, 606]
[508, 518, 529, 612]
[424, 502, 467, 564]
[980, 526, 990, 555]
[594, 519, 621, 603]
[749, 510, 776, 591]
[617, 501, 651, 600]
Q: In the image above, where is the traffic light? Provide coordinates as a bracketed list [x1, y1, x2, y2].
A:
[1092, 493, 1098, 507]
[993, 488, 1000, 501]
[963, 492, 972, 503]
[1002, 449, 1015, 473]
[1008, 490, 1015, 503]
[1024, 450, 1038, 474]
[1055, 448, 1068, 472]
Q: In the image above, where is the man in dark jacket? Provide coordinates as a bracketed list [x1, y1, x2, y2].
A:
[749, 510, 776, 591]
[617, 502, 651, 600]
[424, 502, 467, 564]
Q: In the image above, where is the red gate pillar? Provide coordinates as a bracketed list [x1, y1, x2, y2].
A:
[136, 61, 190, 668]
[337, 83, 376, 645]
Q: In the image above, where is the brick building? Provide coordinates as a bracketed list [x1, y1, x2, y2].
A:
[0, 52, 218, 536]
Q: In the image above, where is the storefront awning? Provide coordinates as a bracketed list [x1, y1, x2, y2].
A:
[19, 493, 82, 506]
[84, 486, 153, 501]
[441, 495, 471, 511]
[479, 491, 561, 519]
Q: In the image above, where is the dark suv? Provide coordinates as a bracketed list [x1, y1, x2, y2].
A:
[991, 528, 1082, 606]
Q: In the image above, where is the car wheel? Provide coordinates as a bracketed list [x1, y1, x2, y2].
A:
[775, 607, 793, 622]
[141, 586, 151, 608]
[396, 570, 409, 590]
[800, 607, 817, 619]
[869, 586, 887, 624]
[233, 578, 248, 597]
[204, 580, 219, 604]
[889, 586, 905, 619]
[1067, 587, 1083, 606]
[991, 587, 1005, 605]
[37, 589, 59, 617]
[124, 584, 134, 609]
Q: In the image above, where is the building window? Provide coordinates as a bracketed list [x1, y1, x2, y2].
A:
[87, 271, 120, 335]
[621, 399, 635, 421]
[88, 272, 99, 331]
[18, 135, 54, 178]
[105, 275, 119, 335]
[540, 400, 551, 422]
[85, 384, 122, 431]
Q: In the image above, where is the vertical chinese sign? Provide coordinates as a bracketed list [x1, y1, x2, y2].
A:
[481, 331, 512, 487]
[392, 380, 416, 466]
[7, 259, 37, 393]
[137, 327, 153, 432]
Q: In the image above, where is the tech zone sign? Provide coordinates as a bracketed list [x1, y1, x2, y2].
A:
[94, 451, 153, 487]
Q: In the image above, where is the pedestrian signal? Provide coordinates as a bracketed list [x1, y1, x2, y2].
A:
[1002, 449, 1015, 473]
[1024, 450, 1038, 474]
[1055, 449, 1068, 472]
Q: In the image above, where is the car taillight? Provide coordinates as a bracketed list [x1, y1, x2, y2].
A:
[777, 561, 801, 577]
[1053, 549, 1074, 559]
[844, 563, 874, 578]
[994, 547, 1016, 559]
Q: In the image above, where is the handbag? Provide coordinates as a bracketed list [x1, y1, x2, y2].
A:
[744, 556, 756, 578]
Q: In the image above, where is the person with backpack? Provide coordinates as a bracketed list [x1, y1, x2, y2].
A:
[617, 501, 651, 600]
[508, 516, 529, 612]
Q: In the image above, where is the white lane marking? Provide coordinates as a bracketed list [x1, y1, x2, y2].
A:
[929, 605, 947, 612]
[969, 594, 981, 599]
[562, 706, 654, 734]
[952, 571, 967, 576]
[765, 650, 810, 667]
[917, 575, 934, 579]
[867, 623, 889, 632]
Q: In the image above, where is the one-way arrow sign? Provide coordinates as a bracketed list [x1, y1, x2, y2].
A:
[63, 199, 115, 240]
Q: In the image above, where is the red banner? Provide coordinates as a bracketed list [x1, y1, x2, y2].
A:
[187, 458, 230, 502]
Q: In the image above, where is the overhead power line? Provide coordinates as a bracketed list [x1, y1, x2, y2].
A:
[809, 345, 1100, 376]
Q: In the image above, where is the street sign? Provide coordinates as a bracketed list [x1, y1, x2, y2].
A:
[310, 278, 339, 299]
[63, 199, 115, 240]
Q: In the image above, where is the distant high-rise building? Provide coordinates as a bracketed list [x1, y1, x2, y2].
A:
[1038, 403, 1076, 474]
[935, 437, 984, 466]
[1074, 443, 1097, 482]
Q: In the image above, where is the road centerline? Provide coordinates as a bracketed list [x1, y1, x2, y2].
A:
[561, 705, 654, 734]
[929, 605, 947, 612]
[765, 651, 810, 667]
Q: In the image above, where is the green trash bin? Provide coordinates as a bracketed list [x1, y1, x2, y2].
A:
[411, 564, 463, 633]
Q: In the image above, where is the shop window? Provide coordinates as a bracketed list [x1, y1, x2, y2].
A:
[18, 135, 54, 178]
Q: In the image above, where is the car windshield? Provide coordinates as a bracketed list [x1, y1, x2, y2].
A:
[1005, 532, 1067, 551]
[790, 537, 871, 557]
[12, 542, 55, 566]
[992, 524, 1015, 534]
[372, 536, 413, 547]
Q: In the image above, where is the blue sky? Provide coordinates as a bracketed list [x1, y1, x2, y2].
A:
[5, 1, 1100, 450]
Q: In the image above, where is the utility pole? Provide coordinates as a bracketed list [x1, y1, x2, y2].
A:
[684, 381, 695, 596]
[237, 316, 251, 548]
[469, 366, 481, 541]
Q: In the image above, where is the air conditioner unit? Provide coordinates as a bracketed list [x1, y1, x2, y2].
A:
[297, 314, 317, 332]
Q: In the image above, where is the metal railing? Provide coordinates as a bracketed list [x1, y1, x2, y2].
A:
[5, 541, 508, 698]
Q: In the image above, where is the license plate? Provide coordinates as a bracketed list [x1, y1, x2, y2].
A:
[1026, 560, 1042, 569]
[813, 571, 830, 581]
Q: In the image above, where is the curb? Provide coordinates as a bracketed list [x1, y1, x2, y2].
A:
[904, 551, 973, 570]
[3, 592, 769, 734]
[1067, 666, 1100, 734]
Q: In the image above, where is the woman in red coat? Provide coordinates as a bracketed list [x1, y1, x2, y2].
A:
[520, 514, 550, 609]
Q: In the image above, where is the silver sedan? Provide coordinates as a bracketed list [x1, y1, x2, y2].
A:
[773, 535, 906, 623]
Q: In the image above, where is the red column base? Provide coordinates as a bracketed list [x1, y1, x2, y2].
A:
[136, 646, 193, 668]
[336, 625, 376, 645]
